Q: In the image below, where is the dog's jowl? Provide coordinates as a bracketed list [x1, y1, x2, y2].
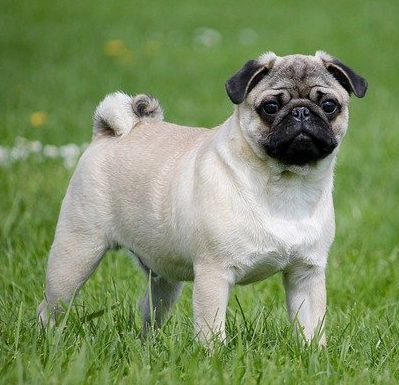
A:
[38, 51, 367, 346]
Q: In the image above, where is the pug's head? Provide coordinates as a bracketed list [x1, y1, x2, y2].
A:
[225, 51, 367, 167]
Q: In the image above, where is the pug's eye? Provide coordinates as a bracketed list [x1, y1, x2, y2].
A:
[321, 100, 338, 114]
[262, 102, 280, 115]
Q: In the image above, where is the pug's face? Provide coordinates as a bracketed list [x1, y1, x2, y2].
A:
[226, 51, 367, 166]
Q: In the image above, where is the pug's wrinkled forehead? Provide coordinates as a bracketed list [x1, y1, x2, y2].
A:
[252, 54, 350, 106]
[264, 55, 338, 91]
[225, 51, 367, 105]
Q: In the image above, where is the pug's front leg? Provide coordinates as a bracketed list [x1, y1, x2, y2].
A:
[283, 265, 327, 346]
[193, 264, 232, 345]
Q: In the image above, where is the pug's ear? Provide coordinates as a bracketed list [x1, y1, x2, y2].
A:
[225, 52, 277, 104]
[317, 51, 368, 98]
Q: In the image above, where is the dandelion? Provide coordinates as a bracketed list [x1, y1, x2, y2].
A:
[30, 111, 48, 127]
[103, 39, 134, 65]
[103, 39, 129, 57]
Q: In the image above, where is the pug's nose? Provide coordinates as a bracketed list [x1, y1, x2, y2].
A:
[292, 106, 310, 122]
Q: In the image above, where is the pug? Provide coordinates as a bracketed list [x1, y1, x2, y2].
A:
[38, 51, 367, 346]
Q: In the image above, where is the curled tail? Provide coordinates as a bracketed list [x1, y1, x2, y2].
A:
[93, 92, 164, 138]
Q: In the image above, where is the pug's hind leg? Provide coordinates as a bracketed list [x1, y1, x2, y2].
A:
[37, 224, 107, 328]
[140, 271, 184, 337]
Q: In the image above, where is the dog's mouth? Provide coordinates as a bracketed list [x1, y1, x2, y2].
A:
[262, 113, 338, 166]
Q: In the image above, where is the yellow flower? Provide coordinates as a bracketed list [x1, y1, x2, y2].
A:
[30, 112, 48, 127]
[103, 39, 128, 57]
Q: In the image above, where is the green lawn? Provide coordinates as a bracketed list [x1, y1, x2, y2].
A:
[1, 0, 399, 383]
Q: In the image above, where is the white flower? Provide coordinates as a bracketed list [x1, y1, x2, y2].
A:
[238, 28, 258, 46]
[59, 144, 80, 158]
[29, 140, 43, 153]
[0, 137, 89, 169]
[43, 145, 59, 158]
[194, 28, 221, 48]
[11, 145, 29, 161]
[0, 146, 10, 166]
[59, 144, 81, 169]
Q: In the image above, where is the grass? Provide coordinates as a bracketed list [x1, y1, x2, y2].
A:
[1, 0, 399, 383]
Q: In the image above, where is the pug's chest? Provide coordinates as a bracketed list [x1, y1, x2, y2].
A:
[228, 210, 328, 285]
